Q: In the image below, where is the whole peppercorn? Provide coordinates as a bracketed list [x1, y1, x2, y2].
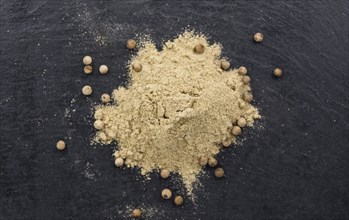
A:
[131, 208, 142, 218]
[242, 75, 251, 84]
[237, 117, 247, 128]
[160, 169, 170, 179]
[243, 92, 253, 103]
[208, 157, 217, 167]
[126, 39, 137, 49]
[84, 65, 93, 74]
[94, 109, 103, 120]
[98, 132, 107, 141]
[114, 158, 124, 167]
[174, 196, 184, 206]
[232, 126, 242, 136]
[199, 156, 208, 166]
[194, 44, 205, 54]
[99, 65, 108, 74]
[101, 93, 111, 103]
[253, 32, 264, 42]
[132, 62, 142, 72]
[214, 167, 224, 178]
[273, 68, 283, 77]
[222, 139, 232, 148]
[161, 188, 172, 199]
[220, 60, 230, 70]
[56, 140, 65, 151]
[83, 56, 92, 65]
[238, 66, 248, 75]
[94, 119, 104, 130]
[82, 85, 93, 96]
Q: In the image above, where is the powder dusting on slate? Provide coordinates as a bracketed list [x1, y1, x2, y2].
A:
[111, 203, 165, 220]
[93, 31, 260, 195]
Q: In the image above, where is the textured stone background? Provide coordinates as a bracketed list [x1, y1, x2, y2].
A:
[0, 0, 348, 219]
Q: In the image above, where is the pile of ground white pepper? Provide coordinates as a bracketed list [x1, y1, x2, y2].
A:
[93, 31, 260, 194]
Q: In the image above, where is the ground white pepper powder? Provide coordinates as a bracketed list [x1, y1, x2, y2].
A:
[94, 31, 260, 194]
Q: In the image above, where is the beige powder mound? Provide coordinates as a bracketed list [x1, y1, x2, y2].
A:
[94, 31, 260, 194]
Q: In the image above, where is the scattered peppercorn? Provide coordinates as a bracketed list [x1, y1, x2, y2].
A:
[220, 60, 230, 70]
[56, 140, 65, 151]
[214, 167, 224, 178]
[161, 188, 172, 199]
[199, 156, 208, 166]
[99, 65, 108, 74]
[84, 65, 93, 74]
[94, 119, 104, 130]
[132, 62, 142, 72]
[208, 157, 217, 167]
[238, 66, 248, 75]
[126, 39, 137, 49]
[174, 196, 184, 206]
[253, 32, 264, 42]
[243, 92, 253, 102]
[160, 169, 170, 179]
[273, 68, 283, 78]
[101, 93, 111, 103]
[131, 208, 142, 218]
[232, 126, 242, 136]
[222, 139, 232, 148]
[194, 44, 205, 54]
[242, 75, 251, 84]
[82, 85, 93, 96]
[83, 56, 92, 65]
[237, 117, 247, 128]
[115, 158, 124, 167]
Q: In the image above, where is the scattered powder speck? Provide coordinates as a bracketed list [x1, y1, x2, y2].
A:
[0, 96, 14, 105]
[82, 162, 100, 180]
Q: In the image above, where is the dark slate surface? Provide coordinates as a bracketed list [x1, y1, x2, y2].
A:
[0, 1, 348, 219]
